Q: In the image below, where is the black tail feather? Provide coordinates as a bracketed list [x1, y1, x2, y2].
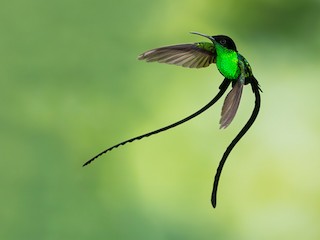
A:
[211, 77, 261, 208]
[83, 79, 231, 167]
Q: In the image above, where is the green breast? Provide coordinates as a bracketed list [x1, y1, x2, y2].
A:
[216, 51, 240, 80]
[215, 44, 240, 80]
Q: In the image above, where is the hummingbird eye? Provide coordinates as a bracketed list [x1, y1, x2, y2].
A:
[220, 39, 227, 45]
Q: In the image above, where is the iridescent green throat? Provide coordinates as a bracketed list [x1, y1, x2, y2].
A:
[215, 44, 240, 80]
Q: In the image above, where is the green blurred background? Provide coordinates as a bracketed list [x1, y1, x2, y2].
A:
[1, 0, 320, 239]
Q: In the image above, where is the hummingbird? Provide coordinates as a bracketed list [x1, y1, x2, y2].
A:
[83, 32, 262, 208]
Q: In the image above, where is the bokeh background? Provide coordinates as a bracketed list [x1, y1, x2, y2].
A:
[1, 0, 320, 239]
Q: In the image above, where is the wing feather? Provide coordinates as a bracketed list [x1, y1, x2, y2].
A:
[138, 43, 216, 68]
[219, 80, 244, 129]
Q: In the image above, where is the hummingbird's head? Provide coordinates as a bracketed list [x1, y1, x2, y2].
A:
[190, 32, 237, 52]
[212, 35, 237, 52]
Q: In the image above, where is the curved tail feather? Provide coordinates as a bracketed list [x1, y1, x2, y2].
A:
[83, 79, 231, 167]
[211, 77, 261, 208]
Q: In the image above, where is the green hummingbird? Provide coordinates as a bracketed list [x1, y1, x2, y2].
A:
[83, 32, 262, 208]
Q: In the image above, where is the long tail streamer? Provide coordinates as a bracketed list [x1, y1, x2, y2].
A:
[83, 78, 261, 210]
[83, 79, 230, 167]
[211, 78, 261, 208]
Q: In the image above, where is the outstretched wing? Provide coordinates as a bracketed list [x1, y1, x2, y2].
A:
[138, 42, 216, 68]
[219, 80, 244, 129]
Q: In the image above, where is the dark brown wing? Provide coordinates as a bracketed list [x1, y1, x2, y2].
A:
[219, 80, 244, 129]
[138, 43, 216, 68]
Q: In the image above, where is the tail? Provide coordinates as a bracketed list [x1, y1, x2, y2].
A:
[83, 79, 231, 167]
[211, 77, 261, 208]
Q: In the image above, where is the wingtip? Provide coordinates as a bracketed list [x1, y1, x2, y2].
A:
[219, 117, 231, 129]
[137, 54, 145, 60]
[219, 123, 228, 129]
[137, 49, 156, 61]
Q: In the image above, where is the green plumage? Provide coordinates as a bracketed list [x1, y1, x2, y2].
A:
[195, 42, 215, 53]
[215, 43, 240, 80]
